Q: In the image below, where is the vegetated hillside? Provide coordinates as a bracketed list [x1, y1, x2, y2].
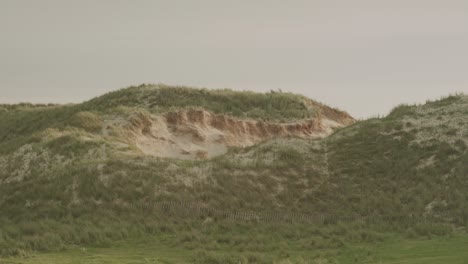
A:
[0, 88, 466, 261]
[326, 94, 468, 222]
[80, 84, 340, 121]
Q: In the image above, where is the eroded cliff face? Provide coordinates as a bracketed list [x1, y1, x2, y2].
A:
[123, 107, 355, 160]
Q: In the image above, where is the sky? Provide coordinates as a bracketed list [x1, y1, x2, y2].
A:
[1, 0, 467, 118]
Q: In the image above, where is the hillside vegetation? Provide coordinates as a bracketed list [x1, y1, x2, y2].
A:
[0, 87, 467, 263]
[82, 84, 319, 121]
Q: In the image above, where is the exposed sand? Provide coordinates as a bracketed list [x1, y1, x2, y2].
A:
[123, 109, 354, 160]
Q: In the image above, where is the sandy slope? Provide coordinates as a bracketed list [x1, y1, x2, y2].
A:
[121, 108, 354, 159]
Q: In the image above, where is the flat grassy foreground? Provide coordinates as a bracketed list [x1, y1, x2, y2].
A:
[337, 234, 468, 264]
[1, 234, 467, 264]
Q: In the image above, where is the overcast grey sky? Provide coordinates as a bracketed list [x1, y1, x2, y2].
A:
[1, 0, 467, 118]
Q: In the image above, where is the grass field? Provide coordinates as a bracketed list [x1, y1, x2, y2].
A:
[337, 234, 468, 264]
[2, 234, 467, 264]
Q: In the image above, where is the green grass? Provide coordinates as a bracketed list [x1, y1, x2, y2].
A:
[0, 226, 339, 263]
[81, 84, 319, 121]
[0, 236, 191, 264]
[337, 234, 468, 264]
[2, 234, 468, 264]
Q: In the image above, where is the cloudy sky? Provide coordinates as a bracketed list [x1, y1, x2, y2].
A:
[1, 0, 467, 118]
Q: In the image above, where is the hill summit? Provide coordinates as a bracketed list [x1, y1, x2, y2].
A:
[0, 84, 354, 160]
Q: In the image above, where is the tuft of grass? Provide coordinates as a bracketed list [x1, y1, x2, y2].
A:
[69, 111, 102, 132]
[387, 104, 416, 119]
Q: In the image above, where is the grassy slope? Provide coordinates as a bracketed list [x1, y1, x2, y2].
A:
[81, 84, 318, 121]
[0, 90, 467, 262]
[325, 94, 468, 223]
